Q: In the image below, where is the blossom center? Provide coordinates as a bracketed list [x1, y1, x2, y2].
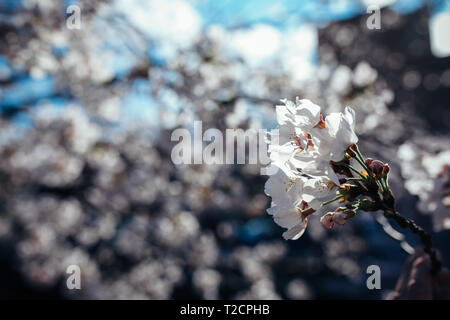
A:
[295, 200, 315, 220]
[314, 113, 326, 129]
[291, 132, 315, 154]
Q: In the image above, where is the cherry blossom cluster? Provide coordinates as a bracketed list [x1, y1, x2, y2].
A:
[265, 98, 392, 240]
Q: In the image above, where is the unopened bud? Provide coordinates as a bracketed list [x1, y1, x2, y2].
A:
[383, 164, 390, 175]
[365, 158, 373, 167]
[369, 160, 384, 175]
[320, 213, 334, 229]
[333, 211, 347, 225]
[333, 210, 356, 225]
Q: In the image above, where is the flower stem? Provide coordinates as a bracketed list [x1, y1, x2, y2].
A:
[378, 177, 388, 193]
[353, 145, 368, 169]
[321, 196, 342, 206]
[338, 163, 367, 180]
[353, 151, 369, 173]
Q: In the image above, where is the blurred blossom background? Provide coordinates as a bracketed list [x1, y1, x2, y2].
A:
[0, 0, 449, 299]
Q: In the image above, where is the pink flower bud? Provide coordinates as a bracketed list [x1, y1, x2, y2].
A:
[365, 158, 373, 167]
[320, 213, 335, 229]
[383, 164, 390, 175]
[333, 211, 347, 225]
[369, 160, 384, 175]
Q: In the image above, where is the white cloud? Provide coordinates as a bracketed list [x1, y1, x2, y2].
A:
[115, 0, 201, 49]
[222, 23, 317, 82]
[227, 24, 282, 67]
[280, 25, 318, 83]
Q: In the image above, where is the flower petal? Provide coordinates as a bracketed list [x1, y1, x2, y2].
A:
[282, 222, 307, 240]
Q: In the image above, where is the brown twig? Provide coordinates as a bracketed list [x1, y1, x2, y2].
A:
[371, 190, 442, 274]
[383, 209, 441, 274]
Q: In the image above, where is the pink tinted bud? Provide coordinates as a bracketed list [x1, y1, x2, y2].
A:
[365, 158, 373, 167]
[369, 160, 384, 175]
[383, 164, 390, 174]
[320, 213, 335, 229]
[333, 211, 347, 225]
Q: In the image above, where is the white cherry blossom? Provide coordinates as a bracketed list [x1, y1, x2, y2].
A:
[325, 107, 358, 162]
[264, 164, 339, 240]
[269, 98, 358, 184]
[264, 165, 309, 240]
[266, 98, 360, 240]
